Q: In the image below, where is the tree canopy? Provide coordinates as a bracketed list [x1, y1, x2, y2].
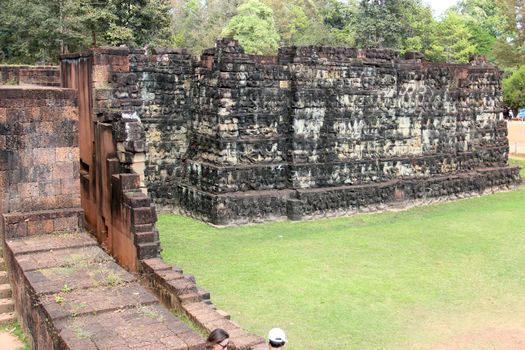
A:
[503, 66, 525, 109]
[221, 0, 280, 54]
[1, 0, 524, 77]
[0, 0, 173, 64]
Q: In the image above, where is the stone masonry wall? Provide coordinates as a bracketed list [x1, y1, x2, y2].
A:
[175, 40, 520, 224]
[59, 47, 267, 348]
[61, 48, 160, 272]
[0, 87, 83, 238]
[0, 66, 61, 86]
[61, 40, 520, 225]
[131, 49, 195, 208]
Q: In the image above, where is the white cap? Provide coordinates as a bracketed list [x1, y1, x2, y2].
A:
[268, 328, 287, 343]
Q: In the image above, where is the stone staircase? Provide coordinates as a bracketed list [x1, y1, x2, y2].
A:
[0, 248, 15, 325]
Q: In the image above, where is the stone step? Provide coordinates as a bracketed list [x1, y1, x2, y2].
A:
[0, 298, 14, 314]
[179, 292, 202, 304]
[197, 287, 210, 301]
[0, 311, 15, 326]
[0, 284, 11, 299]
[134, 231, 155, 244]
[0, 271, 7, 284]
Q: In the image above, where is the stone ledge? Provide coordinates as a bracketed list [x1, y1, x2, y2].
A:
[0, 86, 76, 100]
[5, 232, 206, 349]
[6, 230, 94, 255]
[141, 258, 265, 350]
[2, 208, 84, 239]
[176, 166, 521, 225]
[142, 257, 266, 349]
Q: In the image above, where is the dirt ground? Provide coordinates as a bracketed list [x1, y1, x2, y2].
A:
[429, 328, 525, 350]
[507, 120, 525, 155]
[0, 331, 24, 350]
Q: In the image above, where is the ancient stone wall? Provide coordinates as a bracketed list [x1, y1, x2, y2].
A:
[175, 40, 519, 225]
[130, 49, 195, 208]
[59, 47, 267, 348]
[58, 40, 520, 226]
[0, 66, 60, 86]
[60, 48, 160, 272]
[0, 87, 83, 238]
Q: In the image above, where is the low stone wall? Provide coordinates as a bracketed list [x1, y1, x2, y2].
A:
[0, 66, 60, 86]
[4, 232, 206, 349]
[2, 208, 83, 239]
[142, 258, 266, 349]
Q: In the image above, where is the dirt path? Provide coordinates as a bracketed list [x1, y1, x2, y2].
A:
[0, 331, 23, 350]
[507, 121, 525, 155]
[428, 327, 525, 350]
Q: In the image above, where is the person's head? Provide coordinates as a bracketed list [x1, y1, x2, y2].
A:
[206, 328, 230, 350]
[268, 328, 286, 348]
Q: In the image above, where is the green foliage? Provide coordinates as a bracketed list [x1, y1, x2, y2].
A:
[429, 10, 478, 63]
[503, 65, 525, 108]
[222, 0, 281, 54]
[61, 284, 73, 293]
[354, 0, 443, 57]
[2, 0, 523, 72]
[355, 0, 402, 48]
[0, 0, 173, 64]
[158, 168, 525, 349]
[493, 0, 525, 69]
[261, 0, 310, 45]
[453, 0, 505, 62]
[92, 0, 173, 47]
[398, 0, 439, 56]
[171, 0, 242, 54]
[54, 294, 64, 304]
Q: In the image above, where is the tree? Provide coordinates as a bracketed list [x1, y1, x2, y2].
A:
[398, 0, 439, 56]
[452, 0, 505, 62]
[260, 0, 317, 45]
[87, 0, 173, 47]
[0, 0, 174, 64]
[493, 0, 525, 69]
[430, 10, 477, 63]
[171, 0, 243, 54]
[0, 0, 90, 63]
[354, 0, 436, 51]
[289, 0, 357, 47]
[355, 0, 405, 48]
[222, 0, 280, 54]
[502, 65, 525, 109]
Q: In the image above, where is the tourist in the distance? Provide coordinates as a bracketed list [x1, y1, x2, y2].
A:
[206, 328, 230, 349]
[503, 106, 510, 120]
[268, 328, 287, 349]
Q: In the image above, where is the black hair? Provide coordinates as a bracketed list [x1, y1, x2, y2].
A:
[207, 328, 229, 348]
[269, 340, 286, 348]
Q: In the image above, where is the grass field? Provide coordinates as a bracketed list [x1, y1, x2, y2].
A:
[159, 160, 525, 350]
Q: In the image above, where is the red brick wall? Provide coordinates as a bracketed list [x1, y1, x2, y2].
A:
[0, 66, 60, 86]
[0, 86, 82, 238]
[60, 49, 159, 272]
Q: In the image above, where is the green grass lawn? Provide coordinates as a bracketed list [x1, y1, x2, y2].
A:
[159, 160, 525, 350]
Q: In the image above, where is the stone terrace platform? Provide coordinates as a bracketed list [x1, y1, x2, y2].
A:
[4, 232, 206, 349]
